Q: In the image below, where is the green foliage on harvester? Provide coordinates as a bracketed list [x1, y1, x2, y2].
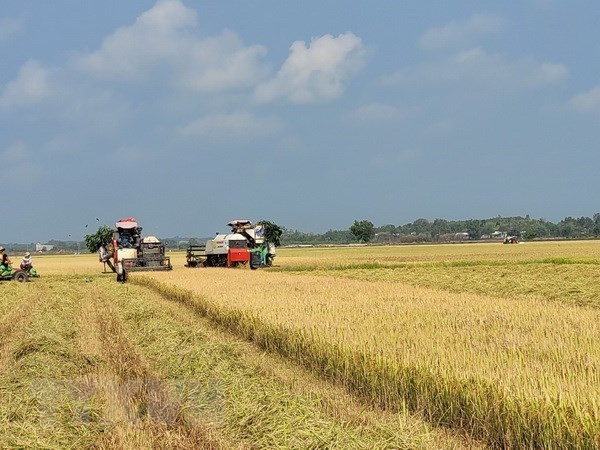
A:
[257, 220, 284, 247]
[84, 226, 113, 253]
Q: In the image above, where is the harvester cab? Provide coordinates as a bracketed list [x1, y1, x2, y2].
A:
[112, 217, 172, 282]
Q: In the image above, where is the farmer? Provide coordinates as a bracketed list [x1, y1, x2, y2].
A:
[98, 243, 116, 273]
[98, 244, 111, 263]
[20, 252, 33, 271]
[0, 246, 13, 276]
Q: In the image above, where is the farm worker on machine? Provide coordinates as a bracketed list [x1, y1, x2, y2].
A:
[20, 252, 37, 276]
[0, 247, 13, 276]
[250, 242, 270, 266]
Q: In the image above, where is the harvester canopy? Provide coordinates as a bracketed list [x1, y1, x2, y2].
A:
[228, 219, 252, 231]
[116, 218, 139, 229]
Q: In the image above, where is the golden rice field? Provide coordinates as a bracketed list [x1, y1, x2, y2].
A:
[2, 241, 600, 448]
[0, 254, 476, 449]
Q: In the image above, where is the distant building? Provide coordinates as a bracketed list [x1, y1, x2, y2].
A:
[491, 231, 507, 239]
[35, 243, 54, 252]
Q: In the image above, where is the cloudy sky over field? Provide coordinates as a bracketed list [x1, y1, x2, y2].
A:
[2, 0, 600, 241]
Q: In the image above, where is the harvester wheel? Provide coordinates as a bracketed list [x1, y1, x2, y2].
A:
[12, 271, 29, 283]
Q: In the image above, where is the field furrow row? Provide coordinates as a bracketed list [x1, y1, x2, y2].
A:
[115, 278, 468, 449]
[80, 286, 222, 449]
[137, 268, 600, 449]
[2, 275, 476, 449]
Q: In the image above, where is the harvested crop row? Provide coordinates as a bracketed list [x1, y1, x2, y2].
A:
[0, 278, 102, 448]
[111, 278, 460, 449]
[137, 270, 600, 449]
[0, 278, 223, 449]
[1, 276, 463, 448]
[0, 284, 45, 371]
[77, 285, 222, 449]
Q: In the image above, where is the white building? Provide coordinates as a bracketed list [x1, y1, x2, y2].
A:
[35, 243, 54, 252]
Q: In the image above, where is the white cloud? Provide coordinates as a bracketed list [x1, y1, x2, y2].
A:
[254, 33, 366, 104]
[179, 111, 282, 140]
[74, 0, 268, 93]
[0, 17, 22, 42]
[0, 60, 52, 111]
[384, 47, 567, 91]
[569, 86, 600, 112]
[178, 30, 268, 92]
[534, 63, 569, 85]
[0, 58, 133, 135]
[1, 142, 42, 185]
[75, 0, 196, 80]
[419, 14, 505, 50]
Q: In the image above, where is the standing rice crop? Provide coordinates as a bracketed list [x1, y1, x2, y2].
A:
[138, 262, 600, 448]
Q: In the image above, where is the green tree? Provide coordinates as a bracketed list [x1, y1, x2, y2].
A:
[594, 213, 600, 235]
[350, 220, 375, 243]
[464, 219, 482, 239]
[257, 220, 284, 247]
[84, 226, 113, 253]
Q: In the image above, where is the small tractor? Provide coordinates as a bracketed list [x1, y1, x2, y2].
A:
[0, 267, 29, 283]
[503, 236, 519, 244]
[0, 252, 37, 282]
[111, 218, 172, 282]
[186, 220, 275, 270]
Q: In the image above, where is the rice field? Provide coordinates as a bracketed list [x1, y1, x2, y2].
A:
[2, 241, 600, 448]
[0, 257, 475, 449]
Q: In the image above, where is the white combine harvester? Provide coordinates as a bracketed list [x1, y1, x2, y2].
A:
[186, 220, 275, 269]
[112, 217, 172, 282]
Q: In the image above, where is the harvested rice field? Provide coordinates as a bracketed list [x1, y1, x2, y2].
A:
[2, 241, 600, 448]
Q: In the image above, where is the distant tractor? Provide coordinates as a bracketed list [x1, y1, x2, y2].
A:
[112, 218, 172, 282]
[187, 220, 275, 269]
[503, 236, 519, 244]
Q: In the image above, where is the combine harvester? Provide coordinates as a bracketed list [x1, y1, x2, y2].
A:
[112, 217, 172, 282]
[186, 220, 275, 270]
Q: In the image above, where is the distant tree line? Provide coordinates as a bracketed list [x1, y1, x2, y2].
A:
[4, 214, 600, 252]
[281, 214, 600, 245]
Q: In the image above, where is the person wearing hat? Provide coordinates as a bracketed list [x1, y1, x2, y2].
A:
[0, 246, 13, 276]
[20, 252, 33, 272]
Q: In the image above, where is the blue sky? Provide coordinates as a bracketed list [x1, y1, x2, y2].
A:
[2, 0, 599, 242]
